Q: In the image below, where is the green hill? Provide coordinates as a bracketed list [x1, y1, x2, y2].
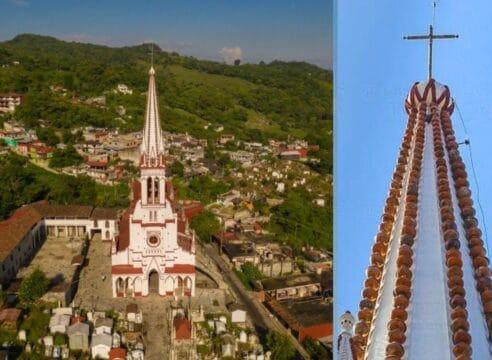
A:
[0, 34, 332, 150]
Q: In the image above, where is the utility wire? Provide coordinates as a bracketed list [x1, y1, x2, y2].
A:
[454, 100, 490, 256]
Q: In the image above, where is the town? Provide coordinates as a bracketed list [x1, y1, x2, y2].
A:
[0, 68, 332, 360]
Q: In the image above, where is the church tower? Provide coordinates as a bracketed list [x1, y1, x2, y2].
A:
[111, 67, 196, 298]
[140, 66, 166, 207]
[343, 25, 492, 360]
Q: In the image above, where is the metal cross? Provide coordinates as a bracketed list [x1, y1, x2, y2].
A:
[404, 24, 458, 80]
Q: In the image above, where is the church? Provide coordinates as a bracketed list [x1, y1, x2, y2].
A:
[111, 66, 196, 298]
[338, 25, 492, 360]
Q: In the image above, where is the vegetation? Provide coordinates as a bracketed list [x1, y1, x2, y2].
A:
[0, 34, 331, 159]
[234, 263, 264, 290]
[303, 337, 330, 360]
[190, 210, 221, 242]
[48, 144, 84, 168]
[18, 268, 49, 305]
[170, 160, 184, 177]
[180, 175, 232, 205]
[0, 153, 128, 220]
[266, 331, 296, 360]
[269, 188, 332, 250]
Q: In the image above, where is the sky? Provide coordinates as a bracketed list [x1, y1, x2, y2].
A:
[0, 0, 332, 69]
[335, 0, 492, 338]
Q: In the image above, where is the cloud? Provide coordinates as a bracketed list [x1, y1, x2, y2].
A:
[7, 0, 29, 6]
[219, 46, 242, 65]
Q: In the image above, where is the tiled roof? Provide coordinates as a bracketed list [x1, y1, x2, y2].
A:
[0, 205, 43, 262]
[111, 265, 143, 275]
[173, 317, 192, 340]
[166, 264, 195, 274]
[0, 308, 22, 322]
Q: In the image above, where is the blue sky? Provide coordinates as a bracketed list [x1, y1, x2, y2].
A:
[335, 0, 492, 336]
[0, 0, 332, 68]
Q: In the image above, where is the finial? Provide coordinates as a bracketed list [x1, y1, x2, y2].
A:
[403, 2, 458, 80]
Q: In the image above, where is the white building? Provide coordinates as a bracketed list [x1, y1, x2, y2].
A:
[111, 67, 196, 298]
[0, 203, 119, 286]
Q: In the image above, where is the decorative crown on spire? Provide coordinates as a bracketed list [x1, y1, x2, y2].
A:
[141, 66, 165, 166]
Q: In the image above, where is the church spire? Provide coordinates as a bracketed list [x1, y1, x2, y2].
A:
[141, 66, 165, 166]
[346, 12, 492, 360]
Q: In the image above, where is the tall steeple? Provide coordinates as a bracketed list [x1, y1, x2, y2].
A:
[140, 67, 166, 206]
[345, 22, 492, 360]
[141, 66, 165, 167]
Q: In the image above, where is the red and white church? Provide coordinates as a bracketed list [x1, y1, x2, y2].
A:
[111, 67, 196, 298]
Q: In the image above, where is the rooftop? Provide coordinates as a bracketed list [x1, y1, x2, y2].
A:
[280, 297, 332, 327]
[260, 272, 321, 291]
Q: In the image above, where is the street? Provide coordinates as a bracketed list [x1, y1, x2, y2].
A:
[200, 242, 311, 360]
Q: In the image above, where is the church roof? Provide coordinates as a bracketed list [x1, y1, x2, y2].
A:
[141, 67, 165, 161]
[351, 79, 492, 359]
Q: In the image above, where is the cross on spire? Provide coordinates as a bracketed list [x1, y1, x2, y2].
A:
[404, 16, 458, 80]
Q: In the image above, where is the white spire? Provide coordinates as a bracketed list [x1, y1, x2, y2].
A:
[141, 66, 165, 162]
[337, 311, 355, 360]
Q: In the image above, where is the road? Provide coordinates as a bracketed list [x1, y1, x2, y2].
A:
[200, 242, 311, 360]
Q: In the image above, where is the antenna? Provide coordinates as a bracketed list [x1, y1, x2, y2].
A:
[403, 2, 458, 80]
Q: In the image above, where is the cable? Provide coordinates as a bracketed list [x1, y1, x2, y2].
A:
[454, 100, 491, 256]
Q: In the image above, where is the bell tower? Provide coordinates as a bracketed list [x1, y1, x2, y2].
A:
[140, 66, 166, 207]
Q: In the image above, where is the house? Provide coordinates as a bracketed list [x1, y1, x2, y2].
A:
[49, 313, 71, 334]
[219, 134, 235, 145]
[67, 322, 90, 351]
[272, 297, 332, 342]
[259, 273, 322, 301]
[228, 304, 246, 324]
[221, 242, 258, 269]
[109, 348, 126, 360]
[94, 317, 113, 335]
[0, 93, 24, 113]
[0, 308, 22, 330]
[91, 333, 112, 359]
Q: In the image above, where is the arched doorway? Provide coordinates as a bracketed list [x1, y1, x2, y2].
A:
[148, 270, 159, 294]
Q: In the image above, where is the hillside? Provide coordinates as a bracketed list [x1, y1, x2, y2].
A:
[0, 34, 332, 151]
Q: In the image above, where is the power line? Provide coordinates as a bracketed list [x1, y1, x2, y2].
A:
[454, 100, 490, 257]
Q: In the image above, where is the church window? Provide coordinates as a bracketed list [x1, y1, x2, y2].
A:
[105, 231, 110, 239]
[154, 178, 159, 201]
[105, 221, 110, 228]
[148, 235, 159, 246]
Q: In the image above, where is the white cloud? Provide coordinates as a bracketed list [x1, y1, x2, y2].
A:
[219, 46, 242, 65]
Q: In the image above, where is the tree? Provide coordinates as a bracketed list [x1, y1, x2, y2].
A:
[48, 145, 84, 168]
[170, 160, 184, 177]
[234, 59, 241, 66]
[266, 331, 296, 360]
[19, 268, 49, 304]
[190, 210, 221, 242]
[303, 337, 330, 360]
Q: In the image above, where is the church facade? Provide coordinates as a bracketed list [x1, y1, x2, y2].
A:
[111, 67, 196, 298]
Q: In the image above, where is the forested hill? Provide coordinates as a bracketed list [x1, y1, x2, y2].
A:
[0, 34, 332, 151]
